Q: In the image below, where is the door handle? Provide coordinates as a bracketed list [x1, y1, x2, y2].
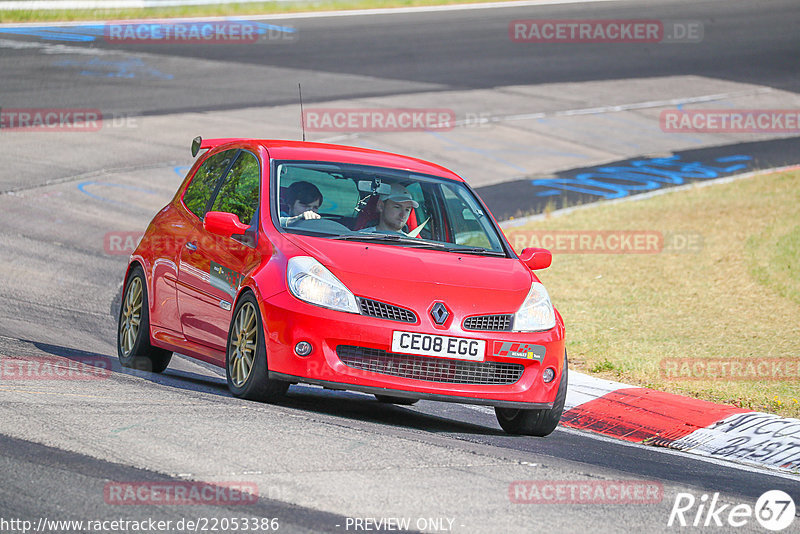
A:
[185, 242, 197, 251]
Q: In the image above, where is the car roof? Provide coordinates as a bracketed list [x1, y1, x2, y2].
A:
[203, 138, 465, 182]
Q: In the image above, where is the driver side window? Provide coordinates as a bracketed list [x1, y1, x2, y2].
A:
[210, 151, 260, 227]
[183, 150, 236, 220]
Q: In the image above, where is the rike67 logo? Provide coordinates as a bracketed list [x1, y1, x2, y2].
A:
[668, 490, 795, 531]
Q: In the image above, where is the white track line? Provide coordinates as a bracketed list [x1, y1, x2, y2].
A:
[0, 0, 620, 17]
[470, 89, 774, 125]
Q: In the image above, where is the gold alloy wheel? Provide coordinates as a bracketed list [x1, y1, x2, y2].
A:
[119, 276, 143, 357]
[229, 301, 258, 388]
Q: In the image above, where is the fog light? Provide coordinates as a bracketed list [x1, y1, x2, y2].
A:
[542, 367, 556, 383]
[295, 341, 312, 357]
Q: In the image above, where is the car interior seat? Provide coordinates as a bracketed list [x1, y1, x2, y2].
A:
[353, 194, 419, 233]
[278, 186, 290, 217]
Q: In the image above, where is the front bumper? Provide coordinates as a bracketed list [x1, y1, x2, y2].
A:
[261, 291, 565, 407]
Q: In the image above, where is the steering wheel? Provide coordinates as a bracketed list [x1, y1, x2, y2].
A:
[290, 217, 353, 234]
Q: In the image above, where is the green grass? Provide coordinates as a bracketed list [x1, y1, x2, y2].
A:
[506, 169, 800, 418]
[0, 0, 511, 23]
[748, 223, 800, 307]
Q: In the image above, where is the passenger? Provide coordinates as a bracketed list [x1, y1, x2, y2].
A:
[280, 181, 323, 225]
[361, 183, 419, 234]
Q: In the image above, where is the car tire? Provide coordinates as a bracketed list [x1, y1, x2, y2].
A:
[374, 394, 419, 406]
[495, 351, 568, 436]
[117, 265, 173, 373]
[226, 292, 289, 402]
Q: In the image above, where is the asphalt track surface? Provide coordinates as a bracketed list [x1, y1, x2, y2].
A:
[1, 0, 799, 532]
[1, 0, 798, 116]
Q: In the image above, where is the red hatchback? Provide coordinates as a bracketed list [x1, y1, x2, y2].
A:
[117, 138, 567, 435]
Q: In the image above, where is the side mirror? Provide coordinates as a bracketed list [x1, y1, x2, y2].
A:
[191, 136, 202, 157]
[204, 211, 249, 237]
[519, 247, 552, 270]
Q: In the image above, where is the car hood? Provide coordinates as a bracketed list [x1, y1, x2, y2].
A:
[282, 234, 534, 318]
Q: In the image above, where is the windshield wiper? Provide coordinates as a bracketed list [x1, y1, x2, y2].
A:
[332, 234, 505, 255]
[333, 233, 404, 241]
[442, 246, 506, 256]
[332, 233, 449, 249]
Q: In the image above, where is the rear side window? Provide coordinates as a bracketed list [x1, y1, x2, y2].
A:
[183, 149, 236, 219]
[211, 151, 260, 226]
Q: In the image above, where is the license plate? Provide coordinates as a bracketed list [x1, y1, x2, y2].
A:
[391, 331, 485, 361]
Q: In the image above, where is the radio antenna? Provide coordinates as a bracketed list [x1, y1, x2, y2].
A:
[298, 83, 306, 142]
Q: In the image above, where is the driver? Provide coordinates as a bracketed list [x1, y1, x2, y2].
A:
[280, 181, 323, 226]
[362, 183, 419, 234]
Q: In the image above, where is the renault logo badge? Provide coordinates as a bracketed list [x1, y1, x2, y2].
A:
[430, 302, 449, 325]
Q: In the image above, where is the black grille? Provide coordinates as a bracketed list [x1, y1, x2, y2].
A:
[463, 314, 513, 331]
[358, 298, 416, 323]
[337, 345, 524, 385]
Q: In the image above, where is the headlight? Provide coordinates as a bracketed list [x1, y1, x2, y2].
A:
[287, 256, 359, 313]
[513, 282, 556, 332]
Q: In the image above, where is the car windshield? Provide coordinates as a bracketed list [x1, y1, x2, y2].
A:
[273, 161, 507, 255]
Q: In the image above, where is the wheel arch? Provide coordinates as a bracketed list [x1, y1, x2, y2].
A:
[228, 285, 262, 340]
[121, 259, 146, 300]
[231, 284, 258, 313]
[121, 258, 159, 344]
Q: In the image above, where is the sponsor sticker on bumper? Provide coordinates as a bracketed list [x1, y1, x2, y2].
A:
[391, 331, 485, 361]
[492, 341, 545, 361]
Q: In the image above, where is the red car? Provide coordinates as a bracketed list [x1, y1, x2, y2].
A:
[117, 138, 567, 435]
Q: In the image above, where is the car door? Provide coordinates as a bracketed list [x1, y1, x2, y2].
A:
[147, 153, 230, 333]
[177, 149, 262, 355]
